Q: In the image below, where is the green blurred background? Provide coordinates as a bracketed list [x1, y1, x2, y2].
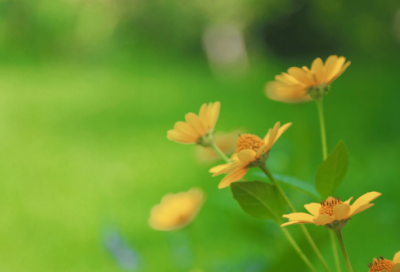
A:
[0, 0, 399, 271]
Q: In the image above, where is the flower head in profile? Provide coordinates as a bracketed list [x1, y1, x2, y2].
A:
[210, 122, 291, 189]
[149, 188, 204, 231]
[196, 131, 240, 162]
[266, 55, 351, 103]
[368, 252, 400, 272]
[281, 192, 381, 230]
[167, 102, 221, 146]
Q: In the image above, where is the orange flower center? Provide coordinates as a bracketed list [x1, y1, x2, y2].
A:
[319, 197, 342, 216]
[236, 134, 265, 153]
[368, 257, 394, 272]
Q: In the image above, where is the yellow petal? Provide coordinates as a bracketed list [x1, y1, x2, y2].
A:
[329, 61, 351, 83]
[280, 221, 301, 227]
[324, 55, 339, 82]
[218, 168, 248, 189]
[237, 149, 257, 162]
[304, 203, 321, 216]
[350, 192, 381, 215]
[256, 144, 267, 159]
[226, 160, 248, 173]
[185, 112, 207, 136]
[282, 212, 315, 223]
[287, 67, 313, 86]
[174, 121, 199, 138]
[333, 203, 351, 221]
[167, 130, 198, 143]
[313, 214, 334, 226]
[208, 101, 221, 131]
[263, 129, 272, 144]
[350, 203, 374, 217]
[281, 72, 301, 84]
[209, 163, 230, 174]
[325, 56, 346, 83]
[273, 122, 292, 145]
[265, 81, 311, 103]
[198, 103, 208, 127]
[393, 251, 400, 263]
[343, 196, 353, 205]
[311, 57, 325, 85]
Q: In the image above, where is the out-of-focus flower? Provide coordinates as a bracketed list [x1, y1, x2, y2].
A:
[167, 102, 220, 146]
[195, 131, 240, 162]
[210, 122, 291, 189]
[149, 188, 204, 231]
[265, 55, 351, 103]
[367, 252, 400, 272]
[281, 192, 381, 229]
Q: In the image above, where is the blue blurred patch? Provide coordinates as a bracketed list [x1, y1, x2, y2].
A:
[103, 228, 140, 271]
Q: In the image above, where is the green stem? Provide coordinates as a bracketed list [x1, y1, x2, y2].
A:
[316, 98, 342, 272]
[210, 141, 230, 163]
[260, 164, 331, 272]
[316, 99, 328, 160]
[281, 227, 318, 272]
[333, 230, 353, 272]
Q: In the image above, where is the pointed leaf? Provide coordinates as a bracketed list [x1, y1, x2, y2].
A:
[231, 181, 287, 222]
[315, 140, 349, 198]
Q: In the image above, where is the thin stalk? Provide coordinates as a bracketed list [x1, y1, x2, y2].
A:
[316, 99, 328, 160]
[210, 141, 230, 163]
[260, 164, 331, 272]
[281, 227, 318, 272]
[316, 98, 342, 272]
[333, 230, 353, 272]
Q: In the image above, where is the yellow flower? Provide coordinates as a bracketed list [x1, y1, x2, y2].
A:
[210, 122, 291, 189]
[195, 131, 239, 162]
[281, 192, 381, 228]
[368, 252, 400, 272]
[265, 55, 351, 103]
[167, 102, 221, 145]
[149, 188, 204, 231]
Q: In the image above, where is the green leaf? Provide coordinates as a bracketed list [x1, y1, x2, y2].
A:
[231, 181, 287, 222]
[251, 170, 320, 200]
[315, 140, 349, 198]
[391, 263, 400, 272]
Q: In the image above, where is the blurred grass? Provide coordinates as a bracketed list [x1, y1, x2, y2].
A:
[0, 50, 399, 272]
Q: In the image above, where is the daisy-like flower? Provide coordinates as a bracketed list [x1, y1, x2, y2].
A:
[265, 55, 351, 103]
[210, 122, 291, 189]
[196, 131, 240, 162]
[167, 102, 221, 146]
[368, 252, 400, 272]
[281, 192, 381, 229]
[149, 188, 204, 231]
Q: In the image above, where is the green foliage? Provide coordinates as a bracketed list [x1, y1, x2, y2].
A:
[231, 181, 287, 223]
[252, 170, 320, 200]
[315, 140, 349, 198]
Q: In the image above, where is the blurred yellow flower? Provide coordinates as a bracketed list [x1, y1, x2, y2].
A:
[149, 188, 204, 231]
[167, 102, 220, 145]
[368, 252, 400, 272]
[195, 131, 239, 162]
[281, 192, 381, 228]
[265, 55, 351, 103]
[210, 122, 291, 189]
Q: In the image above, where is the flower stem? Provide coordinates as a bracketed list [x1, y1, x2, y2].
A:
[333, 230, 353, 272]
[281, 227, 318, 272]
[210, 140, 230, 163]
[316, 99, 328, 160]
[259, 164, 331, 272]
[315, 98, 342, 272]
